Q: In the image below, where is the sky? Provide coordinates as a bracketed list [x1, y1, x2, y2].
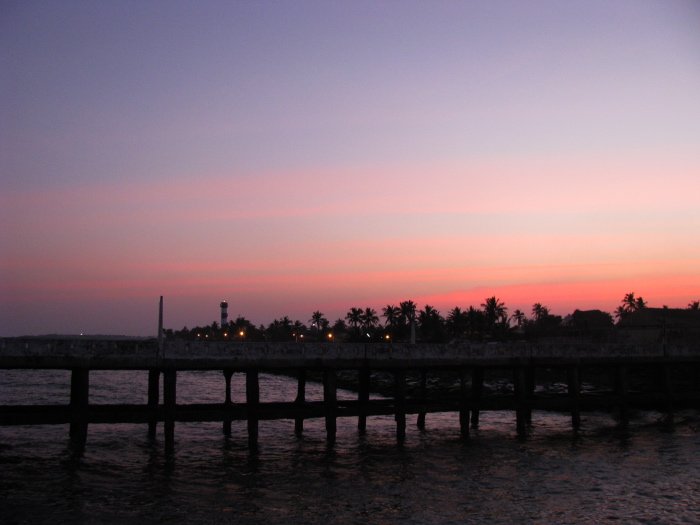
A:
[2, 1, 700, 336]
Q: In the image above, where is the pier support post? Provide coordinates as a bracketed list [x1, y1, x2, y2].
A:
[147, 369, 160, 439]
[69, 368, 89, 452]
[358, 366, 370, 433]
[324, 369, 337, 444]
[459, 368, 470, 439]
[246, 369, 259, 451]
[567, 365, 581, 431]
[223, 369, 234, 436]
[417, 369, 427, 430]
[514, 365, 528, 437]
[525, 365, 536, 425]
[394, 369, 406, 443]
[470, 367, 484, 429]
[295, 369, 306, 436]
[659, 363, 674, 427]
[163, 370, 177, 451]
[614, 365, 629, 428]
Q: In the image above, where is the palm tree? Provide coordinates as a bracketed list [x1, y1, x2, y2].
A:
[511, 309, 526, 327]
[418, 305, 445, 342]
[331, 318, 348, 340]
[623, 292, 647, 311]
[291, 319, 305, 341]
[481, 296, 507, 324]
[345, 307, 363, 330]
[687, 300, 699, 310]
[532, 303, 549, 322]
[382, 305, 401, 338]
[467, 306, 484, 340]
[481, 296, 507, 340]
[309, 311, 328, 334]
[399, 300, 417, 343]
[360, 307, 379, 337]
[614, 305, 627, 321]
[616, 292, 647, 321]
[446, 307, 468, 338]
[399, 300, 416, 326]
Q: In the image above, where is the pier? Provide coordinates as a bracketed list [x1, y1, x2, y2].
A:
[2, 338, 700, 452]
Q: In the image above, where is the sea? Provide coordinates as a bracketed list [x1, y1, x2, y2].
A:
[1, 369, 699, 524]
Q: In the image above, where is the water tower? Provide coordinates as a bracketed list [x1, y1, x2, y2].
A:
[220, 301, 228, 328]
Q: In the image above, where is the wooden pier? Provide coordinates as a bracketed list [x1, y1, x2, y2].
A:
[2, 338, 700, 452]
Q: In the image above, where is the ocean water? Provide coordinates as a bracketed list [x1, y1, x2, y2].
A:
[1, 369, 700, 524]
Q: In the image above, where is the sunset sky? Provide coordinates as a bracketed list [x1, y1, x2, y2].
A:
[2, 1, 700, 336]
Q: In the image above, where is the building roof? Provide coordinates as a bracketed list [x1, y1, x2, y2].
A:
[569, 309, 614, 329]
[617, 308, 700, 328]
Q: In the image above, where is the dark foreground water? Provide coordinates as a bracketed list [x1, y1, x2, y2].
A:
[1, 370, 699, 524]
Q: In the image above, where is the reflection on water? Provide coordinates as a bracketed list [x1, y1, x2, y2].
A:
[1, 370, 699, 523]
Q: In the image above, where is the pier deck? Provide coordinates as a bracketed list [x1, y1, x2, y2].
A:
[2, 338, 699, 451]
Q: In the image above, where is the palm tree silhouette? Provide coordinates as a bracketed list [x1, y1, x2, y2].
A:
[511, 309, 526, 327]
[531, 303, 549, 322]
[345, 307, 363, 339]
[481, 296, 506, 324]
[616, 292, 647, 320]
[467, 306, 484, 340]
[418, 305, 444, 342]
[360, 307, 379, 337]
[309, 311, 328, 336]
[447, 307, 468, 338]
[399, 300, 417, 343]
[382, 305, 401, 339]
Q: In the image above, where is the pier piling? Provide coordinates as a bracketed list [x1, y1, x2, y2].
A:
[417, 369, 427, 430]
[394, 369, 406, 443]
[470, 367, 484, 429]
[514, 366, 528, 437]
[324, 369, 337, 444]
[163, 370, 176, 450]
[295, 369, 306, 436]
[69, 368, 89, 452]
[147, 369, 160, 439]
[459, 368, 470, 439]
[246, 369, 260, 451]
[358, 366, 370, 433]
[567, 365, 581, 431]
[615, 365, 629, 428]
[660, 364, 674, 426]
[223, 368, 234, 436]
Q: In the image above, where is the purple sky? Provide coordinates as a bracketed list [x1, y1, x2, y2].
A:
[2, 1, 700, 336]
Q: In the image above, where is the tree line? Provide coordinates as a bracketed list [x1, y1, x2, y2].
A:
[164, 293, 699, 344]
